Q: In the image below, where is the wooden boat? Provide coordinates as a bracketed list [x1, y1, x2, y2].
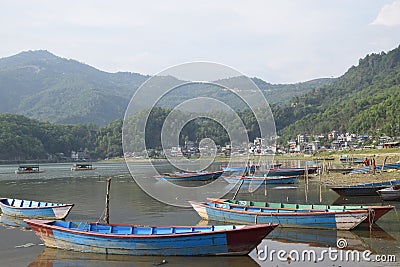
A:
[340, 155, 364, 164]
[189, 201, 368, 230]
[208, 198, 393, 223]
[71, 163, 96, 171]
[330, 180, 400, 196]
[257, 167, 318, 177]
[25, 219, 277, 256]
[224, 175, 298, 185]
[155, 170, 223, 181]
[377, 185, 400, 201]
[15, 164, 45, 174]
[350, 163, 400, 174]
[0, 198, 74, 219]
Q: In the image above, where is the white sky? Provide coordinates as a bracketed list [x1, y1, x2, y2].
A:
[1, 0, 400, 83]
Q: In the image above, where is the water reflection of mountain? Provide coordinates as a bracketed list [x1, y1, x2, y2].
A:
[28, 247, 260, 267]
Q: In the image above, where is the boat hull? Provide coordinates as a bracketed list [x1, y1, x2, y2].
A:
[25, 220, 277, 256]
[156, 171, 223, 181]
[190, 202, 368, 230]
[377, 188, 400, 201]
[224, 176, 298, 185]
[330, 180, 400, 196]
[0, 198, 74, 219]
[208, 198, 393, 223]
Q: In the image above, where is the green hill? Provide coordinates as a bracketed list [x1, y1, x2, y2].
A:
[275, 45, 400, 141]
[0, 50, 149, 125]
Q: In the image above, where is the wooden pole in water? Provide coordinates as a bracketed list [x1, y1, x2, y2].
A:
[104, 178, 111, 224]
[381, 156, 388, 174]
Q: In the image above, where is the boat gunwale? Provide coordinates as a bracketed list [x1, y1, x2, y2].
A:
[25, 219, 278, 239]
[0, 198, 74, 210]
[190, 201, 369, 217]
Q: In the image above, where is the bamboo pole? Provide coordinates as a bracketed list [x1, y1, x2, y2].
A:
[104, 178, 112, 224]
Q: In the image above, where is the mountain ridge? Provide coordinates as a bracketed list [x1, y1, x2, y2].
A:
[0, 50, 332, 125]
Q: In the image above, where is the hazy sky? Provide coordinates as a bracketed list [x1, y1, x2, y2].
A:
[1, 0, 400, 83]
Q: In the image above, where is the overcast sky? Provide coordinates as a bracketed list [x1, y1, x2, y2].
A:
[1, 0, 400, 83]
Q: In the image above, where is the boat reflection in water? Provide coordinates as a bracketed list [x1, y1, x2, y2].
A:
[28, 247, 260, 267]
[332, 195, 382, 205]
[266, 227, 371, 251]
[0, 213, 30, 229]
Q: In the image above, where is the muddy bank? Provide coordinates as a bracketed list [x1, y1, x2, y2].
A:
[310, 170, 400, 186]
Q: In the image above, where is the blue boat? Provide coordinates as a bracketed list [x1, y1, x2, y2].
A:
[155, 170, 223, 181]
[25, 220, 277, 256]
[0, 198, 74, 219]
[224, 175, 298, 185]
[189, 201, 368, 230]
[350, 163, 400, 174]
[330, 180, 400, 196]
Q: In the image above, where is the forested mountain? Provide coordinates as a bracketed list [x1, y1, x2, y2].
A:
[275, 45, 400, 142]
[0, 50, 330, 125]
[0, 50, 149, 125]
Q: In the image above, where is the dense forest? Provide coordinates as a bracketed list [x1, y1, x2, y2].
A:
[0, 110, 263, 160]
[0, 114, 121, 160]
[274, 45, 400, 143]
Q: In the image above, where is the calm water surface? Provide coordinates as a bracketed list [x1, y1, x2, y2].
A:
[0, 161, 399, 266]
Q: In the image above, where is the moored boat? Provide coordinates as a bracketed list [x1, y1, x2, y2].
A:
[15, 165, 45, 174]
[25, 219, 277, 256]
[330, 180, 400, 196]
[189, 201, 368, 230]
[155, 170, 223, 181]
[377, 185, 400, 201]
[224, 175, 298, 185]
[0, 198, 74, 219]
[208, 198, 393, 223]
[71, 163, 96, 171]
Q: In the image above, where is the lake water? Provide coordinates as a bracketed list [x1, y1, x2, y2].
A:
[0, 161, 399, 266]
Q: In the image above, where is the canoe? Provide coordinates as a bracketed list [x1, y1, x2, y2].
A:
[224, 176, 298, 185]
[222, 166, 316, 176]
[25, 219, 277, 256]
[0, 198, 74, 219]
[155, 170, 223, 181]
[208, 198, 393, 223]
[350, 163, 400, 174]
[377, 185, 400, 201]
[189, 201, 368, 230]
[330, 180, 400, 196]
[257, 167, 318, 177]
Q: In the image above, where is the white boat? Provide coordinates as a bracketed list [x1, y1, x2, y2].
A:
[15, 165, 45, 174]
[71, 163, 96, 171]
[377, 185, 400, 201]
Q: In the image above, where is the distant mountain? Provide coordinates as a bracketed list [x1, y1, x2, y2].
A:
[0, 50, 149, 125]
[0, 50, 332, 125]
[274, 44, 400, 140]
